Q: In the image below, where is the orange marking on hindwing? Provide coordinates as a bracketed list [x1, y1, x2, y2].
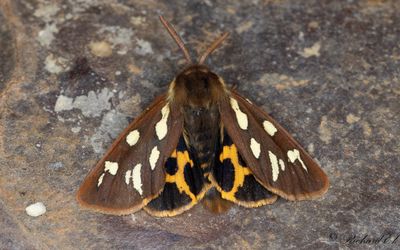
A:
[217, 144, 251, 201]
[165, 150, 197, 201]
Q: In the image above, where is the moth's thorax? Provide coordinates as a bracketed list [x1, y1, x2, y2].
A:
[168, 65, 227, 108]
[166, 65, 225, 173]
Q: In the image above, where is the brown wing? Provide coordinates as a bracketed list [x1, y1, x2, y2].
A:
[76, 94, 184, 215]
[218, 90, 329, 201]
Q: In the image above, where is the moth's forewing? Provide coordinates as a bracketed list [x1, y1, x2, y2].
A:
[219, 91, 329, 201]
[76, 95, 184, 215]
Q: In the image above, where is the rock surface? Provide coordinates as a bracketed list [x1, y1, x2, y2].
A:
[1, 0, 399, 249]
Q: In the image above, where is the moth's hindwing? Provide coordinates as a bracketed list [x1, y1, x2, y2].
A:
[76, 95, 184, 215]
[212, 129, 278, 207]
[144, 136, 210, 217]
[219, 91, 329, 201]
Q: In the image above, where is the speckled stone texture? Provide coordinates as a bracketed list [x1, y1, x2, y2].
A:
[0, 0, 399, 249]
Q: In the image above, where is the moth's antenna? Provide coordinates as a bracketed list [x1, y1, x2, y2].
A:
[198, 32, 229, 65]
[159, 16, 192, 64]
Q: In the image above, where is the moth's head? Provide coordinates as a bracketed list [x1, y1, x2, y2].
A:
[159, 16, 229, 107]
[171, 64, 226, 107]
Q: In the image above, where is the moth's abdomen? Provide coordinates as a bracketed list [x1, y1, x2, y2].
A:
[183, 104, 220, 172]
[191, 130, 215, 165]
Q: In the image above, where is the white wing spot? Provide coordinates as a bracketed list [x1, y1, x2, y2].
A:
[263, 120, 277, 136]
[99, 161, 118, 186]
[287, 149, 308, 171]
[269, 151, 279, 181]
[230, 97, 248, 130]
[97, 173, 105, 187]
[124, 164, 143, 195]
[132, 164, 143, 195]
[250, 138, 261, 159]
[126, 130, 140, 146]
[245, 98, 253, 104]
[125, 170, 132, 185]
[104, 161, 119, 175]
[279, 159, 285, 171]
[155, 104, 170, 140]
[149, 146, 160, 170]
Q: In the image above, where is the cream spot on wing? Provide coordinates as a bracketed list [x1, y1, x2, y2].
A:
[287, 149, 308, 171]
[155, 104, 170, 140]
[132, 163, 143, 195]
[263, 120, 277, 136]
[104, 161, 119, 175]
[97, 173, 105, 187]
[167, 79, 176, 99]
[125, 170, 132, 185]
[149, 146, 160, 170]
[125, 164, 143, 195]
[279, 159, 285, 171]
[250, 138, 261, 159]
[245, 98, 253, 104]
[218, 77, 226, 86]
[230, 97, 248, 130]
[126, 130, 140, 146]
[269, 151, 279, 181]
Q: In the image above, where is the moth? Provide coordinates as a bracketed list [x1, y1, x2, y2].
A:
[76, 16, 329, 217]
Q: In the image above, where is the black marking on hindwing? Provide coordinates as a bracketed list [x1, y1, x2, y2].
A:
[212, 129, 277, 207]
[145, 136, 208, 216]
